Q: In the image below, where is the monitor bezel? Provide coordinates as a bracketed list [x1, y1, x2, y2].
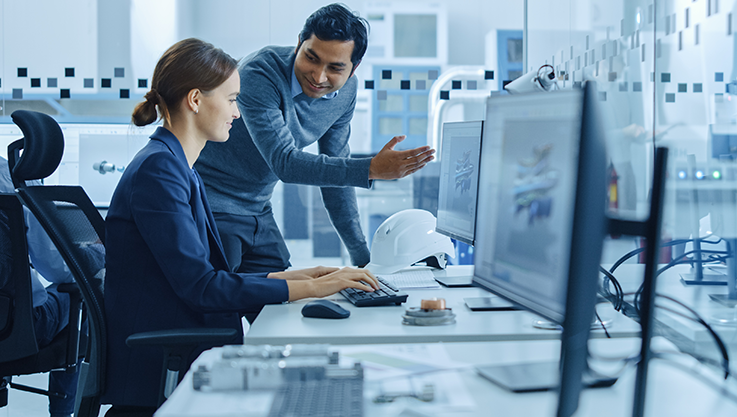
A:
[435, 120, 484, 247]
[471, 87, 606, 325]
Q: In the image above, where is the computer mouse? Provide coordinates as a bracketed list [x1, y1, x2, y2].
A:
[301, 299, 350, 319]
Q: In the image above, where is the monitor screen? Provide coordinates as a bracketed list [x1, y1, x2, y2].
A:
[472, 84, 609, 417]
[474, 90, 586, 323]
[435, 121, 484, 246]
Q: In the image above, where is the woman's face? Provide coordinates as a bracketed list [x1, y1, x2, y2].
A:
[196, 71, 241, 142]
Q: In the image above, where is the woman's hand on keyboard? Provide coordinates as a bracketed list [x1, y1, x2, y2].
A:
[268, 266, 339, 281]
[284, 267, 379, 301]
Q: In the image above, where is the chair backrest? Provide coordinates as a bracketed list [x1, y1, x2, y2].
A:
[10, 110, 107, 414]
[0, 193, 39, 364]
[17, 186, 107, 409]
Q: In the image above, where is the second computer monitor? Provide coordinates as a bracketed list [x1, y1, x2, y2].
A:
[435, 120, 484, 246]
[473, 84, 608, 417]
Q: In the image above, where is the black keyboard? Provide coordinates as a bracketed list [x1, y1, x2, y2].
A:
[268, 378, 363, 417]
[339, 277, 408, 307]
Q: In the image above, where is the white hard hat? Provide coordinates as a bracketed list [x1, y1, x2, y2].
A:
[365, 209, 455, 274]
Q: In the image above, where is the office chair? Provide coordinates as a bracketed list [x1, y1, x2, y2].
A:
[0, 192, 83, 408]
[9, 110, 238, 415]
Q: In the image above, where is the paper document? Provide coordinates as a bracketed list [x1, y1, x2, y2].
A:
[379, 269, 441, 289]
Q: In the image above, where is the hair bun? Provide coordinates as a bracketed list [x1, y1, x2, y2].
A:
[144, 89, 161, 104]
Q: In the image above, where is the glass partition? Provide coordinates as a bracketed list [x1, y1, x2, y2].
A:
[529, 0, 737, 375]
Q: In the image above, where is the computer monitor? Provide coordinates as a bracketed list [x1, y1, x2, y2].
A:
[435, 120, 484, 246]
[472, 83, 609, 417]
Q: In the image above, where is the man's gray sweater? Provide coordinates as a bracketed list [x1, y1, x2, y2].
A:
[195, 46, 372, 266]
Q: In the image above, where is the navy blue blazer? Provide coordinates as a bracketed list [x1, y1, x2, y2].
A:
[103, 127, 289, 407]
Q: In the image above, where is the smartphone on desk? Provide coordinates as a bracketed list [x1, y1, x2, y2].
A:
[464, 297, 522, 311]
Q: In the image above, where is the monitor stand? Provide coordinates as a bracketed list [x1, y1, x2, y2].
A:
[679, 260, 728, 286]
[531, 316, 614, 331]
[680, 271, 727, 286]
[475, 362, 617, 393]
[708, 238, 737, 318]
[434, 265, 475, 287]
[464, 296, 521, 311]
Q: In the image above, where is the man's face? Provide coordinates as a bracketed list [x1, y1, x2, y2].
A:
[294, 35, 356, 99]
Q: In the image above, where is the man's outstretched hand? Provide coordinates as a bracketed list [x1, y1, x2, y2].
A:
[369, 135, 435, 180]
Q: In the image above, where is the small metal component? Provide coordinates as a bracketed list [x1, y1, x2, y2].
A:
[420, 298, 446, 310]
[402, 307, 456, 326]
[192, 344, 356, 392]
[92, 161, 116, 175]
[373, 383, 435, 403]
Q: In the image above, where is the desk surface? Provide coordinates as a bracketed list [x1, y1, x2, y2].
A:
[612, 264, 737, 357]
[245, 270, 640, 345]
[155, 337, 737, 417]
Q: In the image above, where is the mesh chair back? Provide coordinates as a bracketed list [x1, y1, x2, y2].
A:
[0, 194, 38, 363]
[16, 185, 107, 401]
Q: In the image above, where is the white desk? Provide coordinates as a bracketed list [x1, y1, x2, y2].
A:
[245, 284, 641, 345]
[155, 337, 737, 417]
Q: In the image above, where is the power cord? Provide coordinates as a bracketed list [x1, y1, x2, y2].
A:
[594, 310, 611, 338]
[632, 251, 729, 313]
[599, 266, 624, 312]
[608, 236, 723, 275]
[654, 293, 730, 379]
[650, 352, 737, 405]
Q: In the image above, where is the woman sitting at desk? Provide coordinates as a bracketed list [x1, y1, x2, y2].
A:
[102, 38, 378, 416]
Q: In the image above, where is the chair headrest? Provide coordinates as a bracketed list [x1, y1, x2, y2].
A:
[9, 110, 65, 186]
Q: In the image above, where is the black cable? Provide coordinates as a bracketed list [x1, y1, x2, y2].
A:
[655, 305, 731, 380]
[655, 294, 730, 379]
[630, 252, 730, 314]
[599, 266, 624, 311]
[656, 249, 728, 276]
[616, 252, 732, 368]
[650, 353, 737, 405]
[601, 267, 623, 302]
[606, 236, 729, 316]
[599, 267, 617, 306]
[609, 237, 723, 274]
[651, 350, 729, 376]
[594, 310, 611, 338]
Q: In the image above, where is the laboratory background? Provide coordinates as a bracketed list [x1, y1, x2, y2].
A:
[3, 0, 737, 415]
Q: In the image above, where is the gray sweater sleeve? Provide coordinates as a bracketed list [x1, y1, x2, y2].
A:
[317, 108, 371, 266]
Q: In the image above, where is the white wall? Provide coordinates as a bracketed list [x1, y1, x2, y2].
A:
[0, 0, 523, 96]
[1, 0, 97, 95]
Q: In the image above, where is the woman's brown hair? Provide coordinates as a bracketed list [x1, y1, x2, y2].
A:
[132, 38, 238, 126]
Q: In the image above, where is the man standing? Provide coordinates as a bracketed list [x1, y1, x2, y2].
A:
[196, 3, 434, 273]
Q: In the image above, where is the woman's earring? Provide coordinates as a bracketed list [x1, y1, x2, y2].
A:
[194, 109, 199, 114]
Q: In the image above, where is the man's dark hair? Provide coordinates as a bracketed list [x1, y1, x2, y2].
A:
[298, 3, 369, 68]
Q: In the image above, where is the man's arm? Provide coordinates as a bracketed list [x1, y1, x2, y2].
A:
[240, 64, 434, 187]
[315, 107, 371, 266]
[320, 186, 370, 267]
[24, 207, 74, 284]
[239, 67, 372, 188]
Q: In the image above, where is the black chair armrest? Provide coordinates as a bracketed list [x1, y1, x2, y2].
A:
[125, 328, 238, 347]
[56, 283, 82, 371]
[55, 283, 80, 295]
[126, 328, 239, 406]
